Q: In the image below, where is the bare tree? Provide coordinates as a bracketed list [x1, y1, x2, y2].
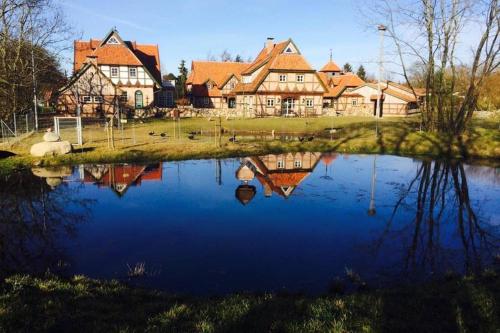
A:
[0, 0, 73, 121]
[362, 0, 499, 134]
[220, 49, 232, 62]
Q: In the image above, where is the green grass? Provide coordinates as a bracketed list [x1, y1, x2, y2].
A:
[1, 116, 499, 175]
[0, 272, 498, 332]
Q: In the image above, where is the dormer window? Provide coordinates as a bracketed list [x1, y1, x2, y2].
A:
[107, 36, 119, 45]
[129, 67, 137, 78]
[206, 82, 213, 89]
[285, 47, 293, 53]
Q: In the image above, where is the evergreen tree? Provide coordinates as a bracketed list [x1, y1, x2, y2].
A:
[343, 63, 353, 73]
[176, 60, 188, 99]
[356, 65, 367, 80]
[234, 54, 243, 62]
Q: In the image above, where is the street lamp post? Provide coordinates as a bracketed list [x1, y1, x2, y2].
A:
[376, 24, 386, 134]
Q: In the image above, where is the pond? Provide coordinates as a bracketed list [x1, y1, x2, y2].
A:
[1, 153, 499, 295]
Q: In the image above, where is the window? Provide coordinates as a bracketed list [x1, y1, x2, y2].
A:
[129, 67, 137, 78]
[294, 160, 302, 168]
[135, 90, 144, 109]
[285, 46, 293, 53]
[296, 75, 304, 82]
[267, 98, 275, 107]
[120, 91, 128, 103]
[111, 67, 119, 77]
[206, 82, 212, 89]
[230, 82, 235, 89]
[82, 96, 91, 103]
[93, 96, 103, 103]
[277, 160, 285, 169]
[306, 99, 313, 107]
[107, 36, 119, 44]
[279, 74, 287, 82]
[352, 99, 358, 106]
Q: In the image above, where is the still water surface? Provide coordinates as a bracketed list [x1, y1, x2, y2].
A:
[1, 153, 499, 295]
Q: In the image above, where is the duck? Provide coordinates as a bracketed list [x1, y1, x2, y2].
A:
[160, 132, 167, 138]
[307, 136, 314, 142]
[229, 135, 237, 143]
[298, 136, 305, 142]
[188, 134, 195, 140]
[148, 131, 155, 136]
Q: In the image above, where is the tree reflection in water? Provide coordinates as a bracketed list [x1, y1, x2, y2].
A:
[379, 160, 499, 279]
[0, 167, 93, 277]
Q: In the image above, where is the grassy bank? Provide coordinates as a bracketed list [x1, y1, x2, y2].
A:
[0, 272, 498, 332]
[1, 116, 499, 175]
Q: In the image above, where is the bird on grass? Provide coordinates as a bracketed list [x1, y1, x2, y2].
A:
[298, 136, 305, 142]
[307, 136, 314, 142]
[160, 132, 167, 138]
[188, 134, 195, 140]
[148, 131, 155, 136]
[229, 134, 237, 143]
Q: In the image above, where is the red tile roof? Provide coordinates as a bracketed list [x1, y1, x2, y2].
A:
[319, 73, 365, 98]
[73, 36, 161, 83]
[234, 39, 321, 94]
[187, 61, 249, 97]
[320, 61, 341, 72]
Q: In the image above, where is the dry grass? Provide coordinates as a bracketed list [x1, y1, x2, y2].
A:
[1, 116, 498, 175]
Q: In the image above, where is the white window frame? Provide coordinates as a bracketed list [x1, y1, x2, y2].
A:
[294, 160, 302, 168]
[107, 36, 119, 45]
[110, 67, 119, 77]
[82, 96, 92, 103]
[296, 75, 304, 82]
[129, 67, 137, 78]
[279, 74, 287, 82]
[93, 96, 103, 103]
[277, 160, 285, 169]
[267, 98, 275, 107]
[306, 99, 314, 107]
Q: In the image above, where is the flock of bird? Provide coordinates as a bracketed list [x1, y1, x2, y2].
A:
[147, 130, 312, 143]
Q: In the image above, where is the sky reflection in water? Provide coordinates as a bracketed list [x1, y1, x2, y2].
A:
[1, 153, 499, 295]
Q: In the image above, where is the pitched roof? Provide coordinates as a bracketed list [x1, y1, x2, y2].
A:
[73, 29, 162, 84]
[234, 39, 321, 94]
[320, 61, 341, 72]
[386, 81, 426, 96]
[359, 83, 418, 103]
[319, 73, 365, 98]
[187, 61, 249, 97]
[186, 61, 249, 86]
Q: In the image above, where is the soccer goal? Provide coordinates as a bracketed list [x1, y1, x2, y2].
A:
[54, 116, 83, 145]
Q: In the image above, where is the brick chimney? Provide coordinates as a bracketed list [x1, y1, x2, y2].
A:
[265, 37, 274, 52]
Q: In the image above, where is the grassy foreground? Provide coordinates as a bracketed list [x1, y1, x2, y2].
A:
[0, 272, 498, 332]
[1, 116, 499, 174]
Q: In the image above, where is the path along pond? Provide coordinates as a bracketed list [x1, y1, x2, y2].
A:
[1, 153, 499, 295]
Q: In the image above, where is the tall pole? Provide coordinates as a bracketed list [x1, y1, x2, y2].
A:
[368, 155, 377, 216]
[376, 25, 386, 134]
[30, 14, 38, 131]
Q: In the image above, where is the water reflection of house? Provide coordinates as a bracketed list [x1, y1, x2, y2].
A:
[236, 152, 322, 201]
[82, 163, 162, 196]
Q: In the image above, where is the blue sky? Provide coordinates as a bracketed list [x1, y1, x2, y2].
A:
[59, 0, 383, 76]
[58, 0, 482, 79]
